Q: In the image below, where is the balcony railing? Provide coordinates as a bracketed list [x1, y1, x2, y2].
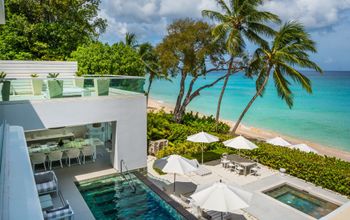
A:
[0, 76, 145, 102]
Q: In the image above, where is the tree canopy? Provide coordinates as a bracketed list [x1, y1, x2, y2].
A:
[156, 19, 238, 122]
[70, 42, 146, 76]
[0, 0, 107, 60]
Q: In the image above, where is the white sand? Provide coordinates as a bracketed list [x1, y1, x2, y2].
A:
[148, 98, 350, 162]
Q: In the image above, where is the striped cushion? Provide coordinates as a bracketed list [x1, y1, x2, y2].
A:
[37, 180, 57, 194]
[43, 206, 73, 220]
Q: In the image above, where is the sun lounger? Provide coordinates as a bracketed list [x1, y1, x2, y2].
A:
[195, 166, 212, 176]
[206, 210, 234, 220]
[34, 171, 58, 196]
[43, 200, 74, 220]
[190, 159, 212, 176]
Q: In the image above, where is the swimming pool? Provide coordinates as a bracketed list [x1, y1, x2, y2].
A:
[76, 173, 186, 220]
[264, 184, 339, 219]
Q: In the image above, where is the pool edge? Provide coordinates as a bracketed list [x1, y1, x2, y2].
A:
[133, 172, 197, 220]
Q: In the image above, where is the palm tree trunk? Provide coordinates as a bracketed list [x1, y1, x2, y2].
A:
[231, 68, 272, 134]
[146, 76, 153, 106]
[216, 57, 234, 122]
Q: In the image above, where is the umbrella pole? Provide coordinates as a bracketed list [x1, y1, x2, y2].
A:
[221, 212, 223, 220]
[201, 145, 204, 165]
[173, 173, 176, 193]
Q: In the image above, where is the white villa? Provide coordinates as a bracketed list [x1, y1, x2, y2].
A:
[1, 61, 349, 220]
[0, 61, 148, 219]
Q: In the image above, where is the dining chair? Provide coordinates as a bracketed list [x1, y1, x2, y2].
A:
[66, 148, 81, 167]
[30, 153, 47, 171]
[81, 145, 95, 164]
[48, 151, 63, 169]
[235, 165, 244, 175]
[250, 166, 259, 176]
[250, 163, 260, 176]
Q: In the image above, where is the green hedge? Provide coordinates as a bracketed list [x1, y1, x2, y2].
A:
[147, 111, 350, 196]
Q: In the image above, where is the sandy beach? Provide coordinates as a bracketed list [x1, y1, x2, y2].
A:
[148, 98, 350, 162]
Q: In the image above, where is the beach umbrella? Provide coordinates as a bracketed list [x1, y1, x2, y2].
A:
[223, 136, 258, 151]
[190, 180, 252, 220]
[266, 137, 291, 147]
[187, 131, 219, 164]
[290, 143, 318, 153]
[157, 154, 199, 192]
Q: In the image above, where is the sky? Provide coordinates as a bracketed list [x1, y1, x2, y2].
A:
[98, 0, 350, 71]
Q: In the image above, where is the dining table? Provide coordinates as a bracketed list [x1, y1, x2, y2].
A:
[227, 154, 256, 175]
[28, 138, 101, 158]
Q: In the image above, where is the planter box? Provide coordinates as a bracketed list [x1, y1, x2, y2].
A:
[48, 80, 63, 99]
[94, 79, 110, 96]
[1, 80, 11, 101]
[74, 78, 84, 88]
[32, 79, 43, 95]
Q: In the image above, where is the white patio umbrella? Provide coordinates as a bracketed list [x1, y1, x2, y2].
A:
[290, 143, 318, 153]
[191, 180, 252, 220]
[157, 154, 199, 192]
[187, 131, 219, 164]
[266, 137, 291, 147]
[223, 136, 258, 153]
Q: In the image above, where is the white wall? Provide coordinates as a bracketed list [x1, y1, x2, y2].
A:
[0, 95, 147, 170]
[0, 124, 43, 220]
[0, 60, 77, 78]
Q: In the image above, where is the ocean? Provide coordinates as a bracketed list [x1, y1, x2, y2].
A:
[149, 71, 350, 152]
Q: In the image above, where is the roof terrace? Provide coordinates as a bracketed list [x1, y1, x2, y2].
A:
[0, 76, 145, 102]
[0, 60, 145, 102]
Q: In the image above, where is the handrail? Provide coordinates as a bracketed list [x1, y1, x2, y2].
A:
[0, 121, 9, 220]
[4, 75, 145, 80]
[120, 159, 137, 193]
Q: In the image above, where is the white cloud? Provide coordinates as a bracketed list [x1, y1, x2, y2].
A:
[99, 0, 350, 43]
[262, 0, 350, 29]
[99, 0, 219, 43]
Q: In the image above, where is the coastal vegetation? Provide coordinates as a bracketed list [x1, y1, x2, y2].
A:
[0, 0, 106, 60]
[70, 42, 145, 76]
[202, 0, 280, 122]
[148, 111, 350, 196]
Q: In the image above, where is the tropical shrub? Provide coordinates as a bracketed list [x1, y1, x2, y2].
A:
[70, 42, 145, 76]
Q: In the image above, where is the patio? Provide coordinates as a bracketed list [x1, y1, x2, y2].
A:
[147, 156, 349, 220]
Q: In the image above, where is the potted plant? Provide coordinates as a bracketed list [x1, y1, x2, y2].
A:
[47, 73, 63, 98]
[74, 71, 84, 88]
[0, 72, 11, 101]
[31, 73, 43, 95]
[94, 76, 110, 96]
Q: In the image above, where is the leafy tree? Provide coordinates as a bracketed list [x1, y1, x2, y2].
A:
[232, 22, 322, 134]
[70, 42, 145, 76]
[0, 0, 106, 60]
[202, 0, 280, 122]
[156, 19, 245, 123]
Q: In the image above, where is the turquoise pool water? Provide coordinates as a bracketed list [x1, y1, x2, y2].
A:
[264, 184, 339, 219]
[76, 174, 185, 220]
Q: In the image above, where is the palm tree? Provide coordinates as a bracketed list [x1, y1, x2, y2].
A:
[231, 21, 322, 134]
[202, 0, 280, 122]
[125, 32, 138, 48]
[138, 42, 164, 104]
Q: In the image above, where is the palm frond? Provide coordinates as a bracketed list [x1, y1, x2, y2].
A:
[217, 0, 232, 14]
[273, 67, 293, 108]
[202, 10, 227, 22]
[278, 62, 313, 93]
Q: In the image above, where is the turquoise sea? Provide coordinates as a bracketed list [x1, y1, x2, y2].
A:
[149, 71, 350, 152]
